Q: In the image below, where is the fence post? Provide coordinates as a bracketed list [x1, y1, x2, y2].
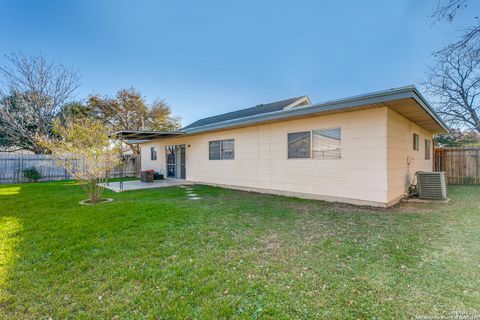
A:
[19, 156, 23, 182]
[64, 158, 68, 180]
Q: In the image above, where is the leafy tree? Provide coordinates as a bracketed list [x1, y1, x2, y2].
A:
[88, 88, 181, 154]
[0, 52, 80, 153]
[57, 101, 92, 124]
[37, 118, 121, 204]
[148, 100, 182, 132]
[435, 129, 480, 147]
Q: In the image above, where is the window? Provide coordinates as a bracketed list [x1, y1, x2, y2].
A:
[425, 139, 431, 160]
[150, 147, 157, 161]
[413, 133, 419, 151]
[312, 128, 341, 159]
[288, 128, 342, 159]
[209, 139, 234, 160]
[288, 131, 311, 158]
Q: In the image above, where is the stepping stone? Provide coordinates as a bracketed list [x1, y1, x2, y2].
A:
[187, 193, 198, 197]
[189, 197, 202, 200]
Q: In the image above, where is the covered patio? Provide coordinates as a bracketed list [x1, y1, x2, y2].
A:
[102, 178, 193, 192]
[107, 130, 188, 192]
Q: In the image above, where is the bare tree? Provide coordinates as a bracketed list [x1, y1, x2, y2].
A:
[0, 52, 80, 153]
[431, 0, 469, 22]
[423, 43, 480, 132]
[431, 0, 479, 50]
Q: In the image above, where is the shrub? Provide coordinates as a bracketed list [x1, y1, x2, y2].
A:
[37, 118, 121, 204]
[23, 167, 41, 182]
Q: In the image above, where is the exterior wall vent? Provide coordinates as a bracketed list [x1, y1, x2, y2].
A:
[417, 172, 447, 200]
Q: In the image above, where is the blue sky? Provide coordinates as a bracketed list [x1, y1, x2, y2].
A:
[0, 0, 478, 125]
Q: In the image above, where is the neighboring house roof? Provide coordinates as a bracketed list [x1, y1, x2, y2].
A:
[181, 86, 448, 135]
[182, 96, 311, 130]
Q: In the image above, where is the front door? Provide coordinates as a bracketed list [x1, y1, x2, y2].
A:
[166, 144, 186, 179]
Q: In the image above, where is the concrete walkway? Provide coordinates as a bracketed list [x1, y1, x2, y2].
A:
[102, 179, 193, 192]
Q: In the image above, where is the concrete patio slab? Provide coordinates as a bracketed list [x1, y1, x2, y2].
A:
[102, 179, 193, 192]
[401, 197, 451, 204]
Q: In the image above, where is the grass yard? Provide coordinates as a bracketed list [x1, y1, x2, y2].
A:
[0, 181, 479, 319]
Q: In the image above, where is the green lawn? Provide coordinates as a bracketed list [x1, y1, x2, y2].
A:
[0, 181, 479, 319]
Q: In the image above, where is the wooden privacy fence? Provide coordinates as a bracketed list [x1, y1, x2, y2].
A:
[0, 153, 139, 184]
[434, 147, 480, 184]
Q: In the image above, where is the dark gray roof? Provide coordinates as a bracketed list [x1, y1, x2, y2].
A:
[182, 86, 449, 134]
[182, 96, 307, 130]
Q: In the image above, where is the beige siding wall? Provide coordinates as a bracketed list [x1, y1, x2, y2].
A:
[386, 109, 434, 204]
[141, 107, 390, 206]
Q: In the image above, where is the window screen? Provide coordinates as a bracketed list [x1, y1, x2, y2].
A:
[312, 128, 341, 159]
[288, 131, 311, 158]
[425, 140, 431, 160]
[209, 139, 234, 160]
[150, 147, 157, 161]
[413, 134, 419, 151]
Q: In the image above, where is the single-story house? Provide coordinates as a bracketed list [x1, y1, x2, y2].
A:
[125, 86, 448, 207]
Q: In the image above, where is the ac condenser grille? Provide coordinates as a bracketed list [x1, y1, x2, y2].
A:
[417, 172, 447, 200]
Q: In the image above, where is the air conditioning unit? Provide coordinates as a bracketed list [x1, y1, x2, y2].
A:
[416, 172, 447, 200]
